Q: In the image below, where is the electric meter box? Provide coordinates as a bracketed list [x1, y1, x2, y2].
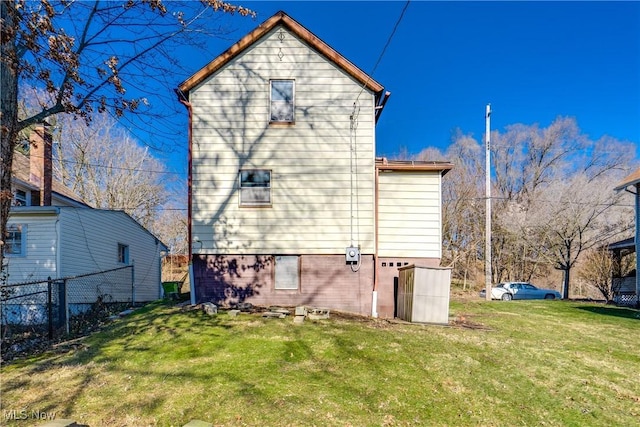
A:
[345, 246, 360, 263]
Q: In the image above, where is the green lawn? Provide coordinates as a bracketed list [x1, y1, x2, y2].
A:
[1, 299, 639, 426]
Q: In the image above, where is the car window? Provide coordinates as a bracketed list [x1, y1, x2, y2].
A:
[524, 284, 535, 290]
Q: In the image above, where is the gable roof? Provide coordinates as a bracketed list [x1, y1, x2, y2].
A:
[178, 10, 385, 101]
[614, 167, 640, 191]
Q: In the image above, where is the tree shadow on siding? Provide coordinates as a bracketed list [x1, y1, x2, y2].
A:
[193, 254, 273, 306]
[191, 45, 374, 309]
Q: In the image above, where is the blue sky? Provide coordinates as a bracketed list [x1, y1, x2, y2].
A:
[160, 1, 639, 175]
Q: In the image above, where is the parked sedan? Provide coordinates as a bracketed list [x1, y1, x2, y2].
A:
[479, 282, 562, 301]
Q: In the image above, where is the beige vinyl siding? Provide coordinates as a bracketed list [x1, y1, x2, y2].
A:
[58, 208, 163, 302]
[6, 213, 59, 283]
[377, 171, 443, 258]
[191, 25, 376, 255]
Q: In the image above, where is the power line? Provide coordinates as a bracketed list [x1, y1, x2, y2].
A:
[368, 0, 410, 83]
[27, 152, 185, 176]
[354, 0, 410, 104]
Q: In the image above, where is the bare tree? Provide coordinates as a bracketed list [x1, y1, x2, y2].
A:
[523, 172, 633, 298]
[153, 204, 188, 255]
[51, 113, 170, 229]
[489, 117, 634, 296]
[578, 247, 634, 303]
[412, 117, 635, 294]
[1, 0, 254, 266]
[412, 131, 485, 287]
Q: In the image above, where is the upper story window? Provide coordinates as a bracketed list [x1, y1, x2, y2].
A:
[270, 80, 294, 123]
[118, 243, 130, 264]
[14, 189, 27, 207]
[5, 224, 26, 257]
[239, 169, 271, 206]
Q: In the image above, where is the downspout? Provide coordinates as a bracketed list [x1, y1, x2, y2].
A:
[373, 165, 380, 318]
[175, 89, 195, 305]
[175, 89, 193, 261]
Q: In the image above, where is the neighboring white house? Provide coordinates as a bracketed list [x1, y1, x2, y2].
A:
[613, 167, 640, 306]
[5, 123, 167, 305]
[177, 11, 452, 318]
[6, 207, 166, 302]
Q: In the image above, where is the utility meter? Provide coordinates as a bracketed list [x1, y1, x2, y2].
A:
[345, 246, 360, 263]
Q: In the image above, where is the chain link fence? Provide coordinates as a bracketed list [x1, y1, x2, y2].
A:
[1, 266, 135, 361]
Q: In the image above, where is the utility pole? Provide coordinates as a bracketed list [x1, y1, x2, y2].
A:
[485, 104, 492, 301]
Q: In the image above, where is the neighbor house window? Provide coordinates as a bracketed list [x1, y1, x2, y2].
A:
[14, 189, 27, 206]
[270, 80, 294, 123]
[239, 169, 271, 206]
[118, 243, 129, 264]
[5, 224, 26, 256]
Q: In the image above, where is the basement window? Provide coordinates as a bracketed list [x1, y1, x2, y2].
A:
[239, 169, 271, 206]
[275, 256, 299, 290]
[270, 80, 294, 123]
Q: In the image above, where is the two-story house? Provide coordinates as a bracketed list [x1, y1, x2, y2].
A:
[177, 11, 452, 318]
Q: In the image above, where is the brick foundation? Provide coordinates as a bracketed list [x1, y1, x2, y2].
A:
[193, 254, 375, 316]
[192, 255, 441, 318]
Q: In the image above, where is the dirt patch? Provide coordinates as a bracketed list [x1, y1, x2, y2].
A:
[450, 313, 493, 330]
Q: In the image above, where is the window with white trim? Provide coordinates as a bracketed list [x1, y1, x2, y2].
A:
[239, 169, 271, 206]
[118, 243, 129, 264]
[270, 80, 294, 123]
[5, 224, 26, 257]
[14, 189, 27, 206]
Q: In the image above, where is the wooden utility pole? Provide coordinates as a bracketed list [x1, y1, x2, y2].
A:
[485, 104, 492, 301]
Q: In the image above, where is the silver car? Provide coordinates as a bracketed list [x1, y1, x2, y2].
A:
[479, 282, 562, 301]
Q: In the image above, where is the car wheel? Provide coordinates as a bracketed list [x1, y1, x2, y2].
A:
[544, 294, 555, 300]
[501, 293, 513, 301]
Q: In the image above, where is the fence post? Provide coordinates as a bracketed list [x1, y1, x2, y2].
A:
[47, 276, 53, 340]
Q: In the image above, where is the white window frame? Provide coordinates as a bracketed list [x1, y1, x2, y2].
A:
[5, 224, 26, 257]
[118, 243, 130, 264]
[239, 169, 272, 207]
[270, 79, 295, 123]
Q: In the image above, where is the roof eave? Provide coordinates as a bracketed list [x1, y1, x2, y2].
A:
[614, 167, 640, 192]
[376, 160, 454, 176]
[178, 11, 384, 97]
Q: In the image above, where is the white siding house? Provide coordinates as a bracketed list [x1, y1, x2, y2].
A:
[6, 207, 166, 304]
[178, 11, 452, 317]
[6, 124, 167, 306]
